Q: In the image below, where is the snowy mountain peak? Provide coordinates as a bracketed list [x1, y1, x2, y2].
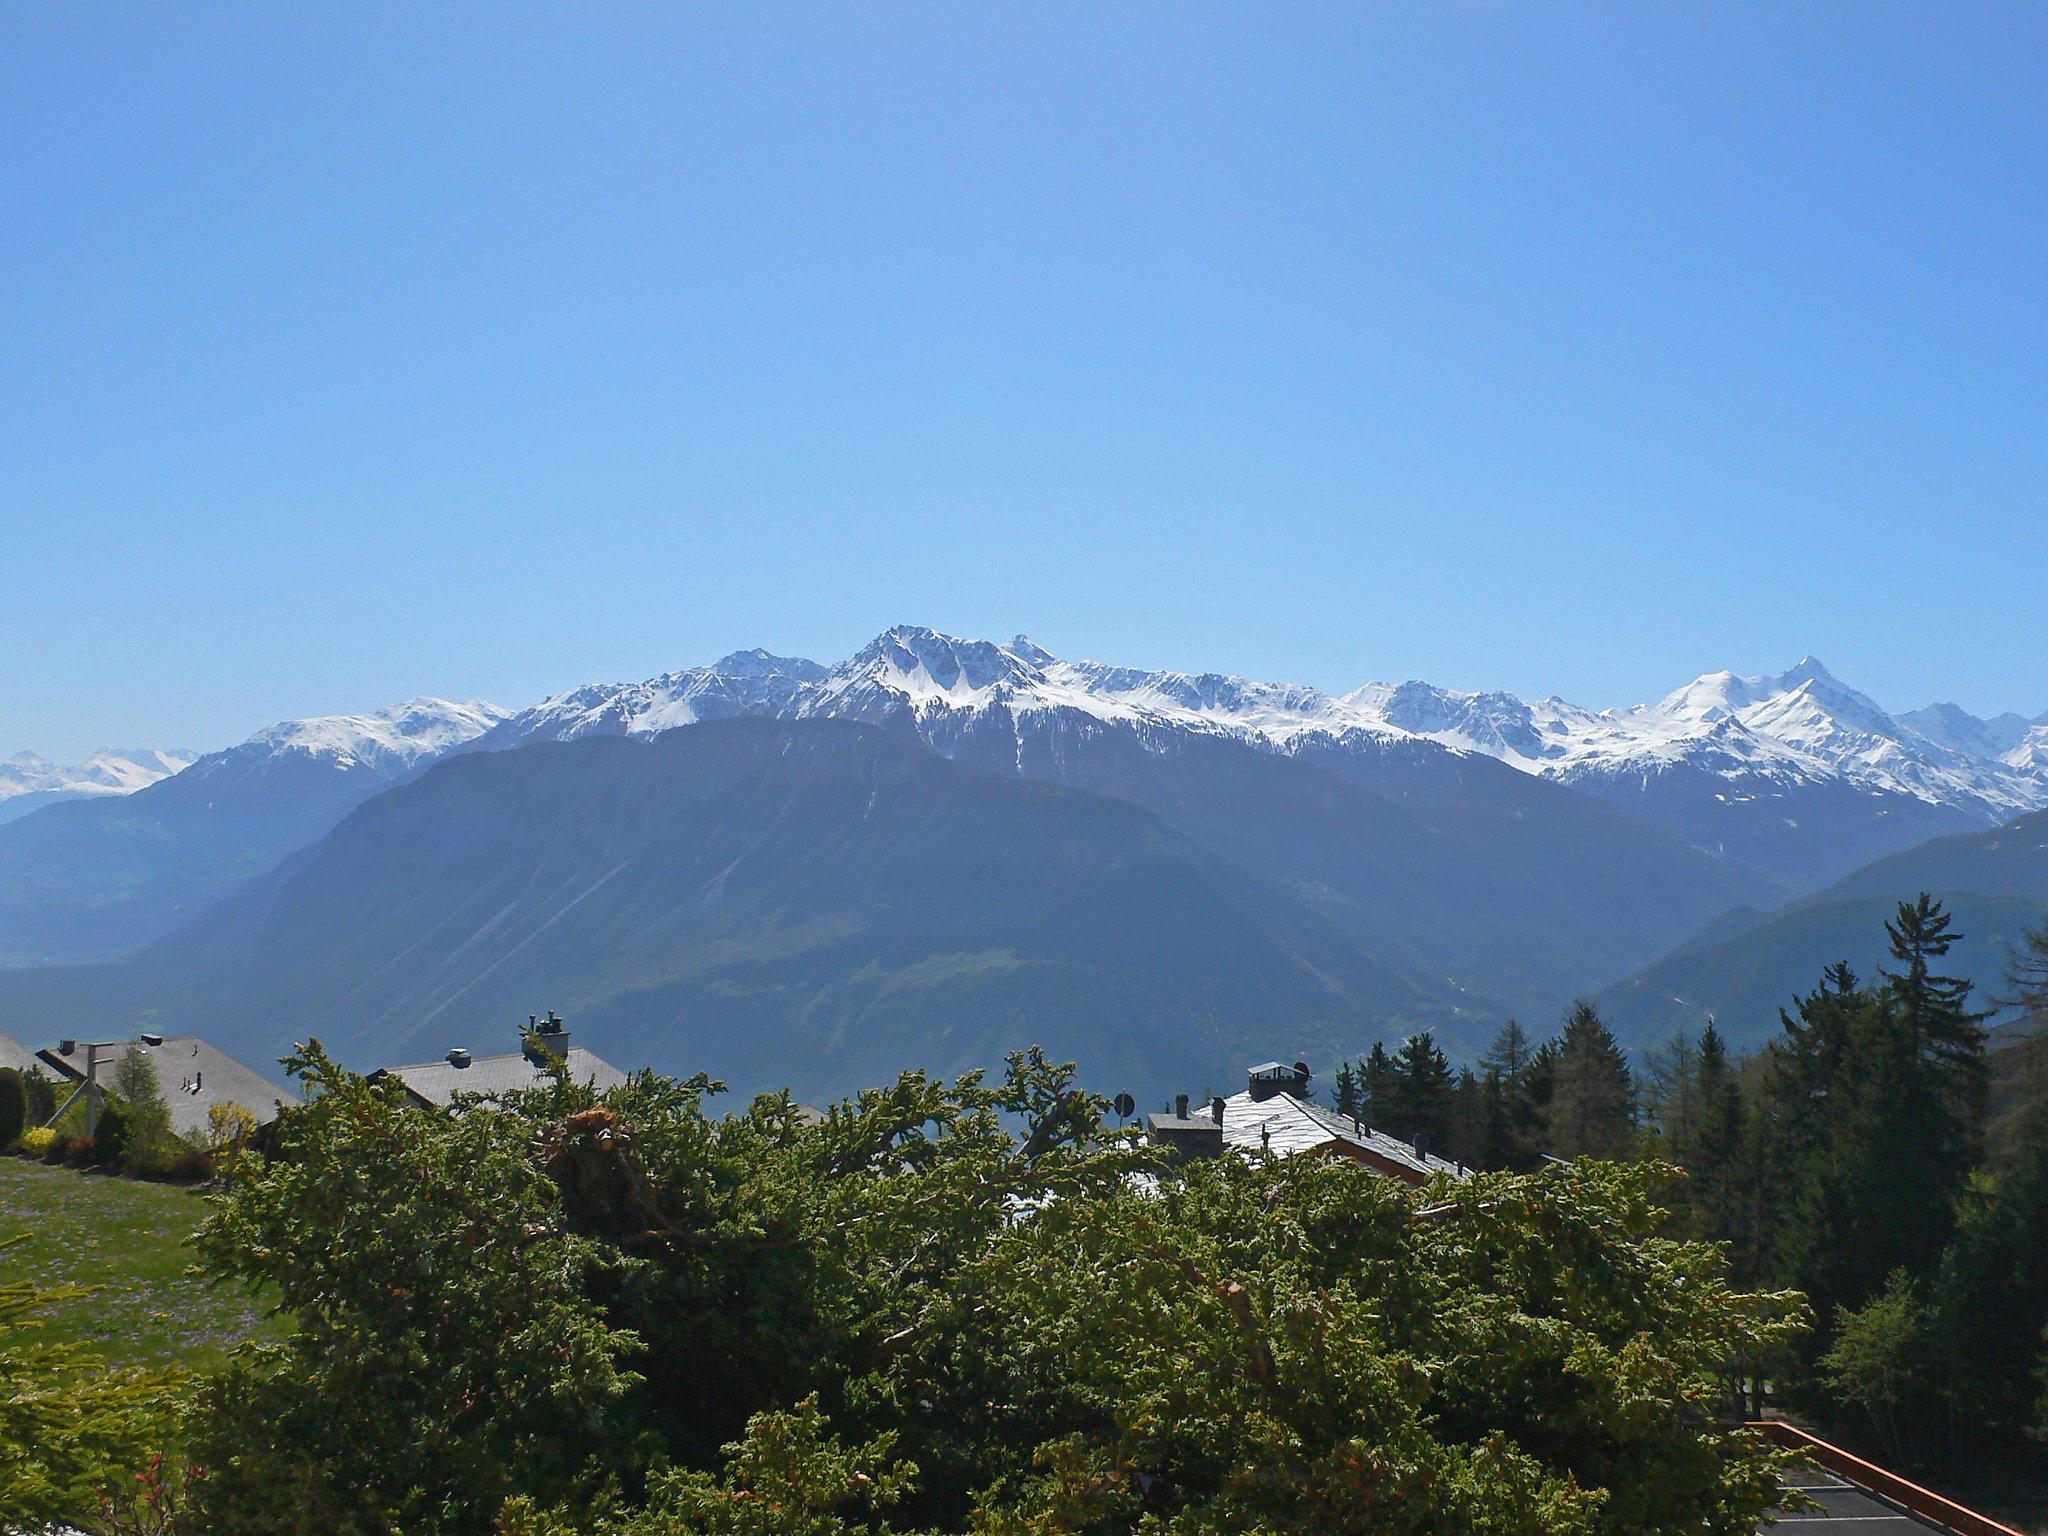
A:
[0, 745, 198, 813]
[243, 698, 509, 770]
[709, 649, 828, 682]
[842, 626, 1050, 700]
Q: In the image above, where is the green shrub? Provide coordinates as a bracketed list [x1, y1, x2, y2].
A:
[93, 1101, 130, 1168]
[165, 1145, 215, 1183]
[22, 1069, 57, 1125]
[0, 1068, 25, 1150]
[43, 1130, 70, 1164]
[17, 1127, 55, 1159]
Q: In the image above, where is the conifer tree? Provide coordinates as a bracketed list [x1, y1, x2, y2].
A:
[1542, 1001, 1636, 1161]
[1386, 1031, 1454, 1152]
[1446, 1067, 1486, 1168]
[2000, 914, 2048, 1033]
[1479, 1019, 1542, 1169]
[1332, 1061, 1360, 1120]
[1358, 1042, 1395, 1129]
[1882, 893, 1989, 1173]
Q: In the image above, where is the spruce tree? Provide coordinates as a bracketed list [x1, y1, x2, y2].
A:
[1446, 1068, 1486, 1168]
[1882, 893, 1990, 1174]
[1358, 1043, 1395, 1130]
[1543, 1001, 1635, 1161]
[1479, 1019, 1541, 1168]
[1386, 1032, 1454, 1153]
[1332, 1062, 1360, 1120]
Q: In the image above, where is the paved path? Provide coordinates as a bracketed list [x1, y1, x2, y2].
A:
[1763, 1466, 1946, 1531]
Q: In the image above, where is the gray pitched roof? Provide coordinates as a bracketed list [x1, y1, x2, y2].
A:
[1213, 1089, 1467, 1181]
[35, 1036, 299, 1141]
[374, 1046, 627, 1109]
[0, 1029, 40, 1076]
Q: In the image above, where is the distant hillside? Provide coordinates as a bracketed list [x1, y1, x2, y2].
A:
[0, 720, 1496, 1101]
[1600, 810, 2048, 1053]
[0, 699, 502, 964]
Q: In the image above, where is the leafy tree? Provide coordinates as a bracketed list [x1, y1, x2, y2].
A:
[20, 1066, 57, 1127]
[0, 1067, 25, 1150]
[205, 1101, 259, 1152]
[0, 1234, 181, 1531]
[1820, 1271, 1934, 1468]
[1543, 1002, 1635, 1161]
[109, 1045, 179, 1172]
[186, 1042, 1810, 1535]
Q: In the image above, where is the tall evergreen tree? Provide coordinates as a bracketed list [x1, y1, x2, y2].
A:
[1332, 1061, 1360, 1120]
[1446, 1068, 1486, 1168]
[1543, 1001, 1636, 1161]
[2000, 914, 2048, 1039]
[1882, 893, 1990, 1172]
[1479, 1019, 1542, 1169]
[1382, 1032, 1454, 1153]
[1358, 1042, 1396, 1130]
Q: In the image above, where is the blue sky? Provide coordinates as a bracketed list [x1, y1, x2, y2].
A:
[5, 3, 2044, 760]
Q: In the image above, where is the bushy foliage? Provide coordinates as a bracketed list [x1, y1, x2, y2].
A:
[0, 1233, 182, 1531]
[205, 1101, 258, 1152]
[183, 1041, 1804, 1535]
[0, 1067, 26, 1150]
[18, 1125, 56, 1159]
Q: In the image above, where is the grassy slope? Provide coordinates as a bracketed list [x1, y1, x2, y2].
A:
[0, 1157, 281, 1372]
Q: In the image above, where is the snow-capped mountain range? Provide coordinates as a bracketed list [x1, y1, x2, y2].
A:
[14, 629, 2044, 892]
[0, 747, 197, 821]
[483, 626, 2046, 818]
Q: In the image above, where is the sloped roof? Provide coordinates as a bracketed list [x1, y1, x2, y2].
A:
[0, 1029, 41, 1076]
[374, 1046, 626, 1109]
[36, 1036, 299, 1141]
[1215, 1090, 1466, 1182]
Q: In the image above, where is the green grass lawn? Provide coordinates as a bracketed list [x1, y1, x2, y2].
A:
[0, 1155, 283, 1373]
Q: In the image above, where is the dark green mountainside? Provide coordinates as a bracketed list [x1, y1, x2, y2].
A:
[1599, 809, 2048, 1052]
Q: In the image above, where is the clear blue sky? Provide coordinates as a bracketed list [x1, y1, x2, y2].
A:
[5, 3, 2044, 760]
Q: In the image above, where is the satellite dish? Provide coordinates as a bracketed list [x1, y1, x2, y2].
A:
[1112, 1091, 1135, 1120]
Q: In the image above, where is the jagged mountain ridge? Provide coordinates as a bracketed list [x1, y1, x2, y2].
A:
[485, 628, 2046, 893]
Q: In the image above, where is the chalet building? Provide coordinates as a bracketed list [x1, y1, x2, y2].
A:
[1146, 1060, 1466, 1186]
[35, 1034, 299, 1141]
[372, 1012, 627, 1110]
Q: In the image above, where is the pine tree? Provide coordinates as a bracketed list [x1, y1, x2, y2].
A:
[2000, 914, 2048, 1033]
[1542, 1001, 1636, 1161]
[1479, 1019, 1541, 1169]
[1480, 1019, 1532, 1082]
[1385, 1032, 1454, 1153]
[1883, 893, 1990, 1173]
[1640, 1028, 1699, 1156]
[1684, 1024, 1746, 1251]
[1332, 1062, 1360, 1120]
[1446, 1068, 1486, 1168]
[1358, 1043, 1395, 1130]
